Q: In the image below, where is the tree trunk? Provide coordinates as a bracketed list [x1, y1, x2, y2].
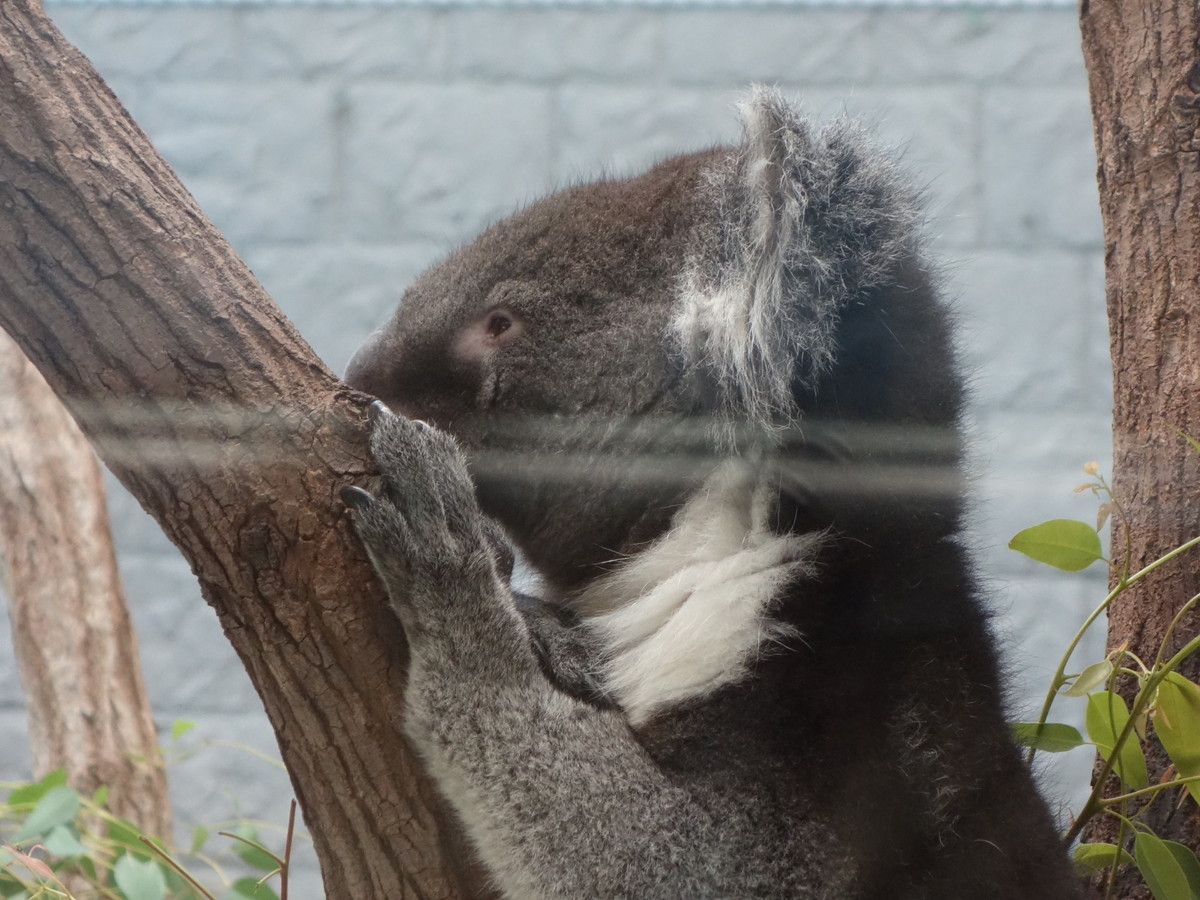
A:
[1080, 2, 1200, 895]
[0, 329, 172, 839]
[0, 2, 486, 896]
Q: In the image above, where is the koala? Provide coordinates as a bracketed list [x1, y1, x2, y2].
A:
[341, 88, 1082, 899]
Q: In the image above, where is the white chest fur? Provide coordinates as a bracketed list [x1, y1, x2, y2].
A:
[570, 461, 822, 725]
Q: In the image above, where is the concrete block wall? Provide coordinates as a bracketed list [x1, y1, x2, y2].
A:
[1, 2, 1109, 891]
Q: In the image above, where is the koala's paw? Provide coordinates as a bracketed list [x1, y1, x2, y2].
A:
[341, 402, 489, 623]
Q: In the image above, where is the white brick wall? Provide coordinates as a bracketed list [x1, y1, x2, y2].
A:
[3, 4, 1110, 891]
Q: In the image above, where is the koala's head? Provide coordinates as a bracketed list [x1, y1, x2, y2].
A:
[347, 147, 711, 433]
[345, 87, 964, 592]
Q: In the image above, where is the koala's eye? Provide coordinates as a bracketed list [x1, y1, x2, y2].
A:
[486, 311, 514, 338]
[452, 307, 524, 364]
[480, 308, 522, 345]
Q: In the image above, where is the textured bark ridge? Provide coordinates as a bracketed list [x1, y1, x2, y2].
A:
[0, 2, 485, 897]
[0, 328, 171, 840]
[1080, 2, 1200, 894]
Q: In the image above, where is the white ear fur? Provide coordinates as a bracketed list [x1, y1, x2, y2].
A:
[674, 86, 924, 436]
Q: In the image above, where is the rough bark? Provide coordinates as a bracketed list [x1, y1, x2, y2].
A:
[1080, 1, 1200, 894]
[0, 329, 172, 839]
[0, 2, 485, 896]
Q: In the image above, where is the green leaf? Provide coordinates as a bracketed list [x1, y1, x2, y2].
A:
[6, 770, 67, 809]
[113, 853, 167, 900]
[14, 786, 80, 842]
[163, 867, 191, 896]
[1011, 722, 1085, 753]
[229, 876, 280, 900]
[1170, 426, 1200, 460]
[1086, 691, 1150, 790]
[229, 824, 278, 873]
[1163, 841, 1200, 898]
[1064, 659, 1115, 697]
[191, 824, 209, 854]
[107, 817, 156, 861]
[42, 824, 88, 858]
[0, 853, 26, 897]
[1154, 673, 1200, 807]
[1009, 519, 1104, 571]
[170, 720, 196, 742]
[78, 854, 99, 885]
[1135, 832, 1193, 900]
[1073, 841, 1135, 873]
[92, 785, 109, 808]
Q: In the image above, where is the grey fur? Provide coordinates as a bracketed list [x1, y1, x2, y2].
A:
[676, 86, 925, 439]
[343, 89, 1082, 898]
[346, 403, 852, 897]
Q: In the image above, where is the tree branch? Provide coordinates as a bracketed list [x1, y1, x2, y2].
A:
[0, 2, 484, 896]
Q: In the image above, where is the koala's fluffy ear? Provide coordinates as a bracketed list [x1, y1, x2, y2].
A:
[675, 86, 926, 435]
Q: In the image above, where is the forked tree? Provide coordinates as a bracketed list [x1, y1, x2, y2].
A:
[0, 2, 487, 897]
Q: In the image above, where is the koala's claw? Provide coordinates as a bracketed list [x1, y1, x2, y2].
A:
[344, 399, 496, 639]
[340, 485, 376, 511]
[367, 398, 435, 432]
[347, 401, 483, 565]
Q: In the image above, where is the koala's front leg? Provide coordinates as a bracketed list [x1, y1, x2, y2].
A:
[340, 402, 534, 675]
[341, 404, 717, 899]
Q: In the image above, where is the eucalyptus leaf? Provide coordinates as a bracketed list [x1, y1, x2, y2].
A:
[1153, 673, 1200, 806]
[1064, 659, 1114, 697]
[1163, 841, 1200, 898]
[1011, 722, 1085, 753]
[0, 853, 25, 897]
[1172, 426, 1200, 459]
[1008, 519, 1103, 571]
[113, 853, 167, 900]
[6, 770, 66, 809]
[107, 817, 153, 860]
[1135, 831, 1193, 900]
[230, 876, 280, 899]
[1086, 691, 1149, 790]
[230, 824, 279, 873]
[1073, 841, 1134, 873]
[42, 824, 88, 858]
[14, 786, 80, 842]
